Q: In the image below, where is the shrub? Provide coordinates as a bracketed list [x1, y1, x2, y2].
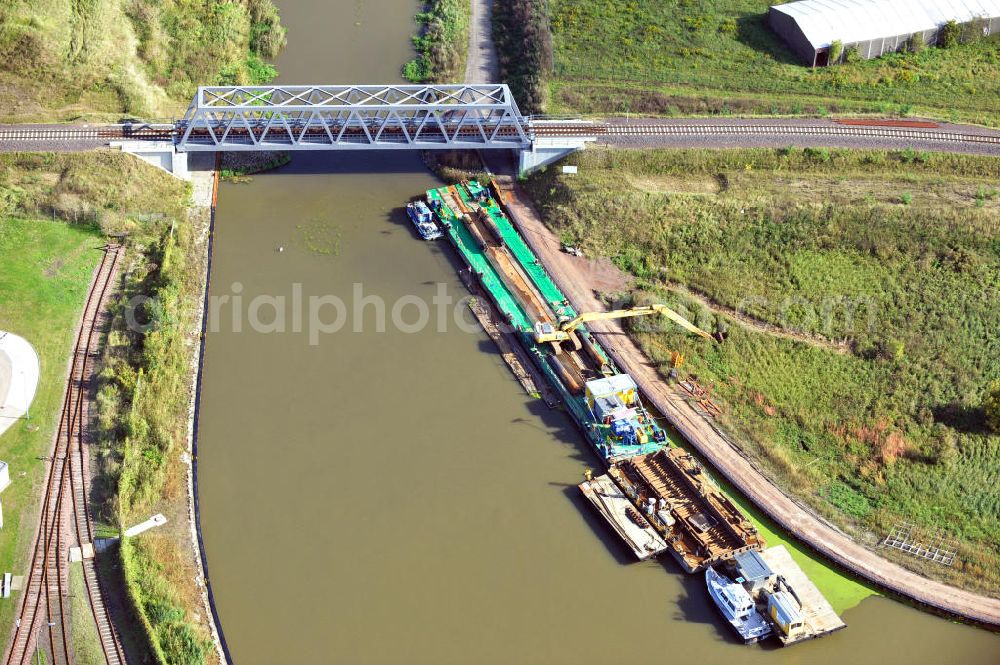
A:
[829, 40, 843, 64]
[939, 20, 961, 49]
[247, 0, 287, 58]
[900, 192, 913, 205]
[402, 56, 433, 83]
[402, 1, 469, 83]
[898, 147, 931, 164]
[908, 33, 926, 54]
[804, 147, 831, 163]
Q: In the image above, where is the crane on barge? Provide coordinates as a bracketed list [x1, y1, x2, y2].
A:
[533, 303, 720, 345]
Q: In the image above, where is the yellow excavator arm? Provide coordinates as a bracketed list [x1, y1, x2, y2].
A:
[534, 304, 716, 344]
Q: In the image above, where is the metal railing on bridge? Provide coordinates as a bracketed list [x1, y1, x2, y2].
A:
[177, 84, 532, 151]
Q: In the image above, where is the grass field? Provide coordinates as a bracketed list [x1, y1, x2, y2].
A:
[523, 147, 1000, 595]
[0, 0, 285, 122]
[546, 0, 1000, 125]
[0, 216, 102, 641]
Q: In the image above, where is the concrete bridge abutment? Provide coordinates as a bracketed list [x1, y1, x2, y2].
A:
[113, 141, 190, 179]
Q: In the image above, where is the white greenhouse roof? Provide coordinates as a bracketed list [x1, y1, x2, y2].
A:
[771, 0, 1000, 49]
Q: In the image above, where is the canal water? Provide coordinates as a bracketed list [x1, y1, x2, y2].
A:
[195, 2, 1000, 663]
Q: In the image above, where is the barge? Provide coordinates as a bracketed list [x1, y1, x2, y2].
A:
[414, 179, 842, 645]
[426, 180, 666, 463]
[609, 448, 764, 573]
[757, 546, 847, 645]
[579, 473, 668, 560]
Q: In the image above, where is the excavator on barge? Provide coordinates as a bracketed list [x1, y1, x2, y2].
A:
[533, 303, 722, 352]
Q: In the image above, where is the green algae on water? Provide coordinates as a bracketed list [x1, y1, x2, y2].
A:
[294, 219, 342, 256]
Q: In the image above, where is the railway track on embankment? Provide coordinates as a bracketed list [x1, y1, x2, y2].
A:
[598, 123, 1000, 145]
[1, 119, 997, 155]
[4, 244, 126, 665]
[531, 119, 1000, 154]
[0, 126, 174, 142]
[0, 125, 173, 152]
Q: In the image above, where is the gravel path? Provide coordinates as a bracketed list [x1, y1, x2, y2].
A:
[464, 0, 498, 84]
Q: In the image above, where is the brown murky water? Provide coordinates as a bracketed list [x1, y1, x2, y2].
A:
[195, 2, 1000, 663]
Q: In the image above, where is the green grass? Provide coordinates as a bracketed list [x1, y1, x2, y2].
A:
[546, 0, 1000, 125]
[0, 0, 285, 122]
[120, 537, 210, 665]
[0, 216, 102, 638]
[524, 147, 1000, 595]
[70, 563, 106, 665]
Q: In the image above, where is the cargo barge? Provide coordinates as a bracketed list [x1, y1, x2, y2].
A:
[413, 180, 843, 645]
[426, 180, 666, 462]
[609, 448, 765, 573]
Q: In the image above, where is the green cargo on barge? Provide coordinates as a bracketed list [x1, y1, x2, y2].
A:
[426, 181, 668, 462]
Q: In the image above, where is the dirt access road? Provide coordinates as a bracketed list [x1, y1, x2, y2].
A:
[464, 0, 498, 84]
[497, 180, 1000, 628]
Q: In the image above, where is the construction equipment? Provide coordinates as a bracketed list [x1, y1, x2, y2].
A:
[534, 304, 717, 345]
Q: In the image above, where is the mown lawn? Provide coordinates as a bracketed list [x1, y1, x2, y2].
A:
[0, 216, 102, 639]
[524, 147, 1000, 594]
[547, 0, 1000, 125]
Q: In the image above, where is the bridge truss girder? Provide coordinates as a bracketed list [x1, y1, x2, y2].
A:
[177, 84, 531, 151]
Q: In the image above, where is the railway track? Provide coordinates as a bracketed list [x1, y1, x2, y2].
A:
[592, 123, 1000, 145]
[0, 127, 172, 142]
[4, 244, 125, 665]
[2, 120, 997, 148]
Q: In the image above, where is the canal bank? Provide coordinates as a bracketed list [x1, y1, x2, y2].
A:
[193, 1, 1000, 663]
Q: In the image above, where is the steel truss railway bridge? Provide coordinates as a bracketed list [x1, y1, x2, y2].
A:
[123, 83, 596, 175]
